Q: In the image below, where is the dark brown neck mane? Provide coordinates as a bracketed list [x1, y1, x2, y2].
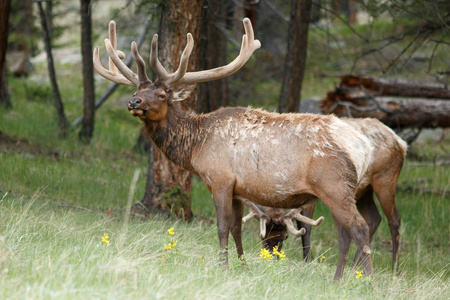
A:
[142, 104, 203, 171]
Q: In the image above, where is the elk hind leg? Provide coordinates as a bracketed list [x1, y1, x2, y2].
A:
[323, 198, 373, 281]
[352, 187, 381, 267]
[372, 176, 401, 270]
[332, 215, 352, 281]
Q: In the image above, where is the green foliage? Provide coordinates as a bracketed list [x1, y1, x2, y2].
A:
[162, 185, 191, 215]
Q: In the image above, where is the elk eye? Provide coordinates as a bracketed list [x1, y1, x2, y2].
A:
[158, 94, 166, 100]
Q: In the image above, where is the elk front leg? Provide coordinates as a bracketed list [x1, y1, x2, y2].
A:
[230, 198, 245, 258]
[212, 180, 235, 264]
[372, 175, 401, 271]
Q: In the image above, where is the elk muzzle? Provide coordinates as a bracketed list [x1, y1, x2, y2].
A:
[128, 97, 142, 110]
[128, 97, 145, 117]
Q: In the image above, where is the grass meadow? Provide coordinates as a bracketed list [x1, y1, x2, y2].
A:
[1, 21, 449, 298]
[1, 76, 449, 300]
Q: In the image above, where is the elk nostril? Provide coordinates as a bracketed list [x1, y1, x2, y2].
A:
[129, 98, 142, 108]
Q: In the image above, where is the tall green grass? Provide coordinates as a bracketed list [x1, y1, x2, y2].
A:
[1, 189, 448, 299]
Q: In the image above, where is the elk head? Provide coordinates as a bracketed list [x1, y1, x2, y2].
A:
[93, 19, 261, 122]
[242, 200, 324, 251]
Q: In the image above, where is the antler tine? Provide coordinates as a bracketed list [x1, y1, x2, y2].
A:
[174, 18, 261, 86]
[149, 33, 194, 86]
[108, 21, 119, 74]
[241, 200, 268, 239]
[148, 18, 261, 87]
[285, 209, 324, 227]
[242, 200, 265, 222]
[149, 34, 170, 81]
[260, 217, 268, 239]
[93, 20, 141, 87]
[93, 46, 136, 86]
[242, 210, 258, 223]
[104, 38, 139, 86]
[131, 41, 151, 84]
[165, 33, 194, 85]
[283, 218, 306, 237]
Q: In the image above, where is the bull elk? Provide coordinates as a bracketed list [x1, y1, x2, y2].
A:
[93, 19, 407, 281]
[244, 117, 407, 271]
[242, 200, 323, 253]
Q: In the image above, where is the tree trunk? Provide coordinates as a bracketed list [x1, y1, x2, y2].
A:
[244, 0, 257, 26]
[36, 1, 68, 136]
[278, 0, 312, 113]
[196, 0, 228, 113]
[78, 0, 96, 143]
[0, 0, 11, 108]
[140, 0, 203, 220]
[340, 75, 450, 99]
[321, 86, 450, 128]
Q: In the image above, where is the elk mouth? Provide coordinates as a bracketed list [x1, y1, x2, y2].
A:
[128, 106, 146, 117]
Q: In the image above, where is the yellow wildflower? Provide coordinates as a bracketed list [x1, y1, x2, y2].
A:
[101, 233, 110, 245]
[164, 238, 177, 251]
[167, 227, 175, 235]
[319, 255, 326, 263]
[260, 248, 273, 261]
[355, 271, 362, 279]
[272, 246, 286, 261]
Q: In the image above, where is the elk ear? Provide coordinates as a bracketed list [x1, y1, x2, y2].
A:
[172, 85, 195, 102]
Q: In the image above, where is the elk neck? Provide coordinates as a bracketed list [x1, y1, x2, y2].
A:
[142, 103, 203, 171]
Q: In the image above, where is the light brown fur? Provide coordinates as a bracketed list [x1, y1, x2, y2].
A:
[129, 82, 396, 280]
[250, 117, 406, 273]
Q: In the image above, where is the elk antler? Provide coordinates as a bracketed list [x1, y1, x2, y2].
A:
[242, 203, 325, 239]
[284, 209, 324, 227]
[241, 201, 268, 239]
[93, 21, 150, 87]
[283, 218, 307, 237]
[150, 18, 261, 87]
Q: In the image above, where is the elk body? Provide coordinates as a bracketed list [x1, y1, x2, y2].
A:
[244, 117, 407, 272]
[93, 19, 407, 281]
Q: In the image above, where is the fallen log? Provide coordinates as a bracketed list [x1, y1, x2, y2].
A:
[340, 75, 450, 99]
[321, 85, 450, 128]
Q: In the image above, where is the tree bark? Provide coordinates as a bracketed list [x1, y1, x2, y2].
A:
[140, 0, 203, 220]
[0, 0, 11, 108]
[36, 1, 68, 136]
[78, 0, 96, 143]
[196, 0, 228, 113]
[278, 0, 312, 113]
[321, 86, 450, 128]
[244, 0, 257, 26]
